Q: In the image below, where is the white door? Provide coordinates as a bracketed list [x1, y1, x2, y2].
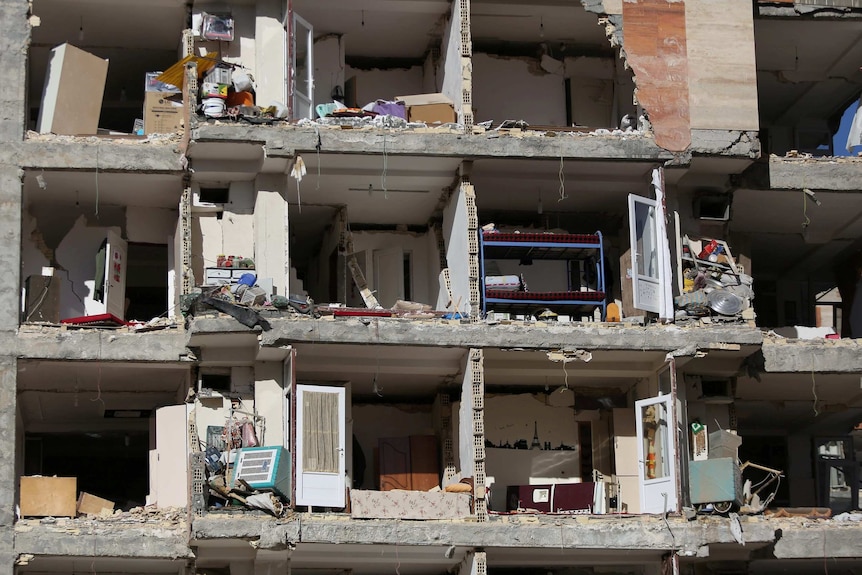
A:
[374, 247, 404, 308]
[292, 13, 314, 120]
[295, 384, 346, 507]
[104, 230, 128, 320]
[635, 393, 678, 514]
[283, 349, 295, 449]
[628, 194, 663, 313]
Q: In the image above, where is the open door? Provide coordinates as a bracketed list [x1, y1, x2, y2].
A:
[628, 194, 663, 314]
[92, 230, 128, 320]
[635, 389, 678, 514]
[295, 384, 346, 507]
[292, 12, 314, 120]
[374, 247, 405, 308]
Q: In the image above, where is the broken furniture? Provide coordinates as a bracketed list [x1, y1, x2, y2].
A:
[479, 230, 606, 319]
[232, 446, 291, 499]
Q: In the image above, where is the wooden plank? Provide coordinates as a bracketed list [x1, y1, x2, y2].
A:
[20, 476, 77, 517]
[409, 435, 440, 492]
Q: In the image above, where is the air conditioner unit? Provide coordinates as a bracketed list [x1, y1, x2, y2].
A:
[232, 446, 291, 498]
[687, 375, 735, 404]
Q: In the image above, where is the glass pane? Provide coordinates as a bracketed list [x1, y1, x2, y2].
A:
[295, 20, 311, 98]
[634, 202, 658, 279]
[302, 391, 339, 473]
[641, 401, 669, 480]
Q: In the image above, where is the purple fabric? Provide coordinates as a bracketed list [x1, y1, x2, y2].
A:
[371, 100, 406, 119]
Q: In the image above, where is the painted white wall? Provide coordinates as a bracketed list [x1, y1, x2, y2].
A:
[196, 181, 256, 273]
[458, 359, 475, 479]
[440, 185, 472, 316]
[254, 176, 288, 296]
[254, 0, 285, 106]
[54, 215, 122, 318]
[21, 211, 50, 291]
[314, 35, 345, 112]
[352, 403, 435, 490]
[565, 56, 616, 128]
[254, 361, 285, 448]
[344, 65, 424, 107]
[471, 53, 566, 125]
[127, 207, 176, 245]
[484, 393, 577, 449]
[352, 230, 437, 307]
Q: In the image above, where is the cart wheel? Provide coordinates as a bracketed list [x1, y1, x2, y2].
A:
[713, 501, 733, 513]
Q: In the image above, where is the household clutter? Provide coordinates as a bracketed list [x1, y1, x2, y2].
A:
[675, 236, 754, 322]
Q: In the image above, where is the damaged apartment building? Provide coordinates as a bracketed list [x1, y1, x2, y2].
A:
[4, 0, 862, 573]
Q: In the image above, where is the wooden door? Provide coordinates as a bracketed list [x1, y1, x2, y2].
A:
[379, 437, 412, 491]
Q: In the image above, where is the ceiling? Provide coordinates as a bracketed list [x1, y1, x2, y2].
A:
[23, 170, 184, 209]
[291, 0, 605, 60]
[755, 17, 862, 127]
[17, 361, 190, 433]
[730, 187, 862, 281]
[294, 343, 467, 399]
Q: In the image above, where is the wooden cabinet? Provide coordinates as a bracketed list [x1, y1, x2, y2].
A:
[378, 435, 440, 491]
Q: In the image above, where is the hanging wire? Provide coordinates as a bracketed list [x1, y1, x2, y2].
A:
[94, 145, 100, 217]
[557, 146, 568, 202]
[381, 133, 389, 198]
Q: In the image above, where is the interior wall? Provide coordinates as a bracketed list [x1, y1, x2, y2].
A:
[194, 181, 256, 277]
[314, 35, 345, 112]
[487, 259, 569, 292]
[351, 230, 437, 307]
[440, 186, 472, 315]
[193, 3, 258, 92]
[440, 0, 463, 119]
[484, 393, 578, 449]
[254, 176, 288, 296]
[565, 56, 616, 128]
[352, 403, 435, 490]
[471, 53, 566, 126]
[127, 207, 176, 245]
[254, 361, 285, 448]
[54, 215, 122, 318]
[254, 0, 284, 107]
[344, 65, 425, 107]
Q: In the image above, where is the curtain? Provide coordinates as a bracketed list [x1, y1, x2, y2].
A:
[302, 391, 339, 473]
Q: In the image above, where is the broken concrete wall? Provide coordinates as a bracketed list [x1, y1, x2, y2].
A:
[353, 403, 435, 489]
[622, 0, 691, 151]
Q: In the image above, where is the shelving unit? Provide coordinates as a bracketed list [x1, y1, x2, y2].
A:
[479, 230, 606, 319]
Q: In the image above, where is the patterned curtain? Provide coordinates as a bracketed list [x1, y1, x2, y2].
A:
[302, 391, 339, 473]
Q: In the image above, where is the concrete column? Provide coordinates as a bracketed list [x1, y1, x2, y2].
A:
[0, 1, 28, 571]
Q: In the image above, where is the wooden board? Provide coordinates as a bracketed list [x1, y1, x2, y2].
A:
[379, 437, 412, 491]
[77, 492, 115, 515]
[37, 44, 108, 136]
[409, 435, 440, 492]
[20, 476, 77, 517]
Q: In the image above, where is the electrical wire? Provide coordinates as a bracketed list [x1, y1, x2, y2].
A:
[558, 148, 568, 202]
[381, 133, 389, 198]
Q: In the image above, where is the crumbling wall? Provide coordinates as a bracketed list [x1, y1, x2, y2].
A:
[621, 0, 692, 152]
[344, 64, 424, 107]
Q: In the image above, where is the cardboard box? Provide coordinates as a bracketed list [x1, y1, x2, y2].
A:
[77, 492, 115, 516]
[37, 44, 109, 135]
[19, 476, 77, 517]
[396, 93, 456, 124]
[144, 92, 183, 135]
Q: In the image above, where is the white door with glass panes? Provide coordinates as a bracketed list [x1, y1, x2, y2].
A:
[295, 384, 346, 507]
[635, 392, 678, 514]
[292, 13, 314, 120]
[628, 194, 663, 314]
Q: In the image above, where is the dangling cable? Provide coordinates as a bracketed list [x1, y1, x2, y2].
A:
[558, 147, 568, 202]
[381, 134, 389, 198]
